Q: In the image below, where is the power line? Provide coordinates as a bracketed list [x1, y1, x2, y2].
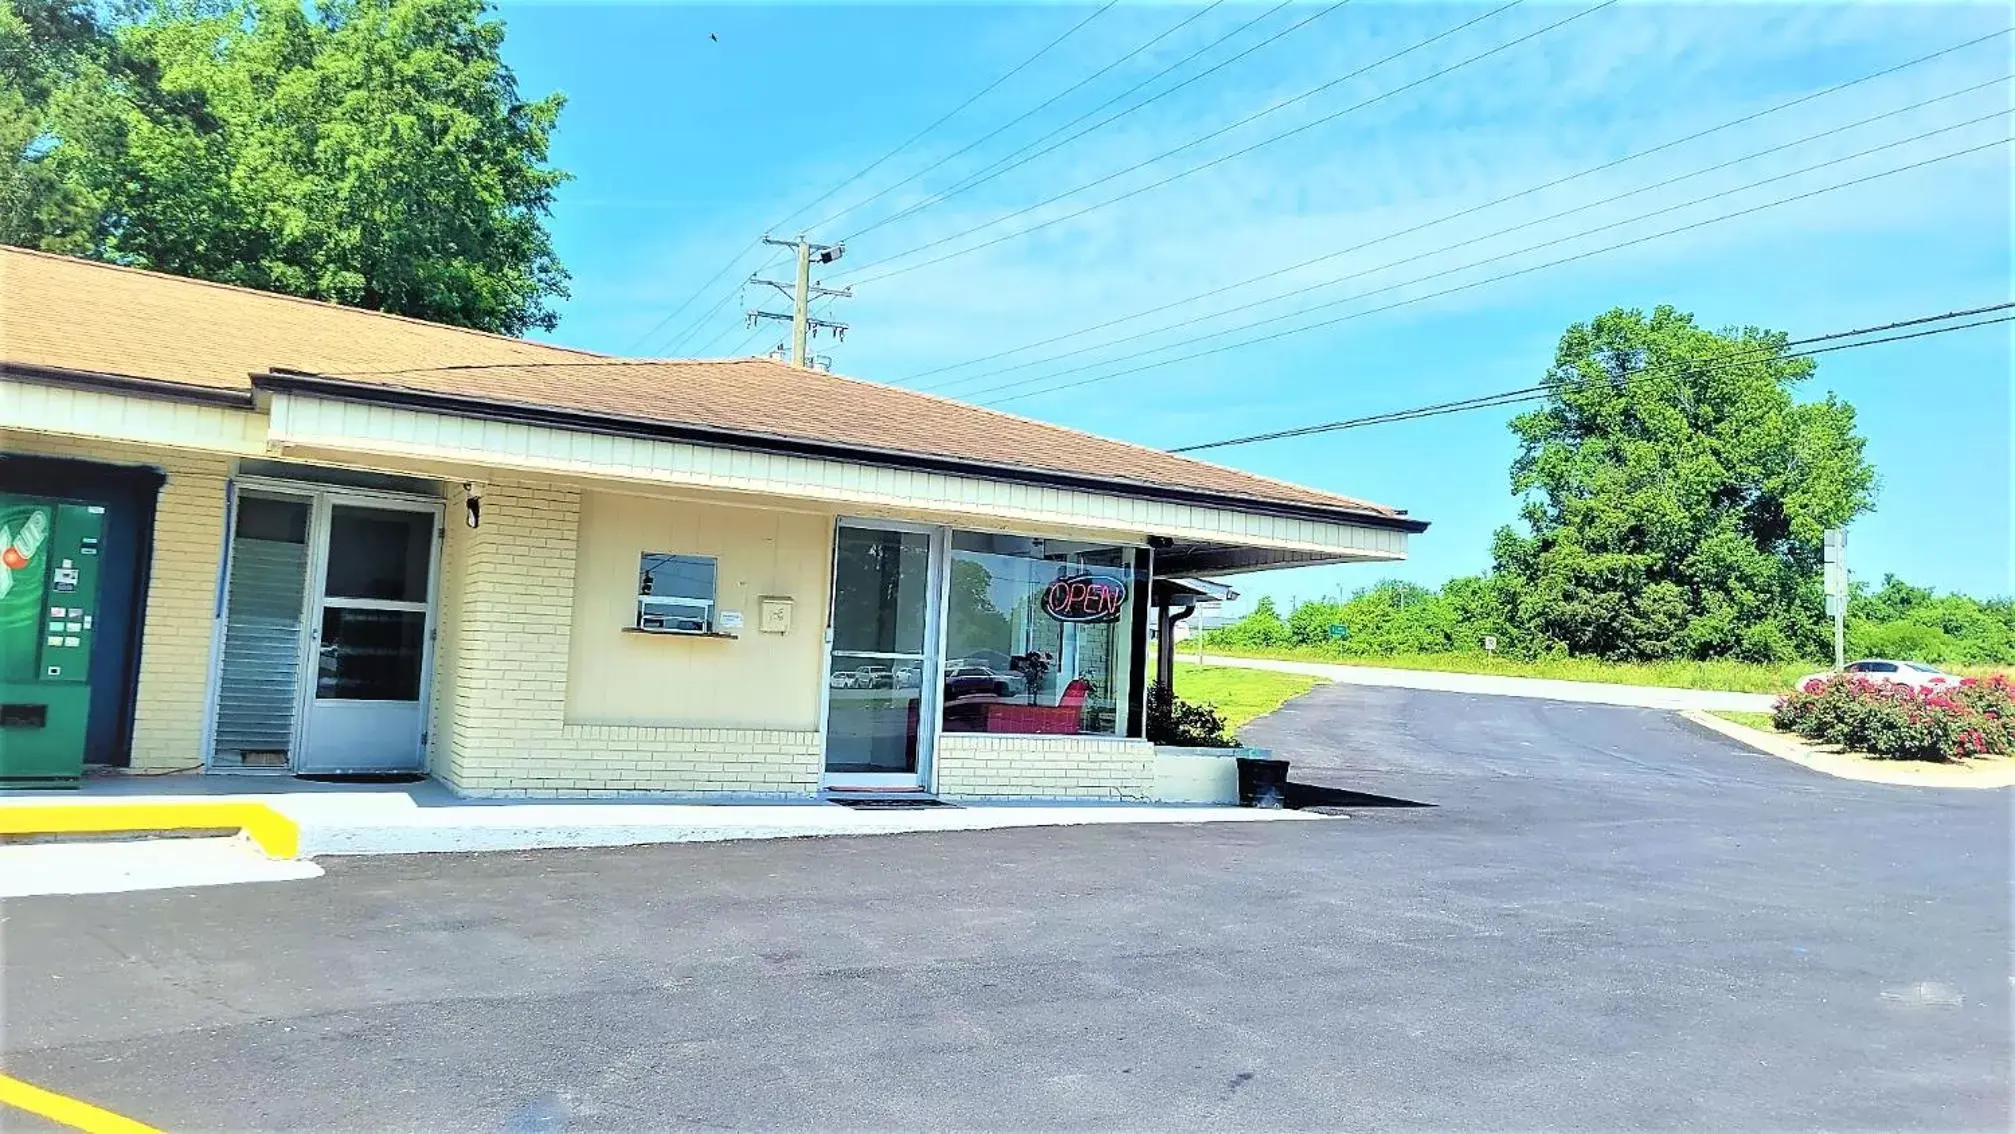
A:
[725, 290, 841, 360]
[838, 0, 1618, 285]
[654, 247, 786, 355]
[624, 3, 1116, 358]
[975, 131, 2012, 406]
[803, 1, 1229, 235]
[839, 0, 1329, 243]
[900, 27, 2014, 388]
[839, 0, 1533, 275]
[772, 0, 1120, 238]
[692, 315, 749, 356]
[1167, 308, 2015, 451]
[621, 238, 761, 355]
[926, 75, 2009, 394]
[726, 323, 773, 358]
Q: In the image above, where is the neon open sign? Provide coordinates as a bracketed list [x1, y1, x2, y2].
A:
[1042, 573, 1128, 624]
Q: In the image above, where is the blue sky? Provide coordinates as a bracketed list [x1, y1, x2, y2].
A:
[494, 1, 2013, 609]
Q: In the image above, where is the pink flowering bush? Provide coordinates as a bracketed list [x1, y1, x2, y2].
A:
[1772, 674, 2013, 761]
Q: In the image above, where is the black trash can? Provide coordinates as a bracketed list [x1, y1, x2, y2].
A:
[1235, 755, 1290, 809]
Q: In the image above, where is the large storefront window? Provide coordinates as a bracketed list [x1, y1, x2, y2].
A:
[941, 532, 1142, 737]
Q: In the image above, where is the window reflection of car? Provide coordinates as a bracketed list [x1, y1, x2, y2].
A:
[892, 663, 922, 687]
[829, 671, 859, 689]
[853, 665, 893, 688]
[944, 665, 1025, 701]
[957, 650, 1013, 673]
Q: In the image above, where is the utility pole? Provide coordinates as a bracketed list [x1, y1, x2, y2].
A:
[749, 235, 851, 367]
[1824, 528, 1848, 669]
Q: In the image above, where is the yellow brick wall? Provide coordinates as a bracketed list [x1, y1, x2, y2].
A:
[2, 434, 1164, 796]
[1, 432, 227, 771]
[933, 733, 1155, 801]
[437, 478, 821, 795]
[565, 489, 831, 730]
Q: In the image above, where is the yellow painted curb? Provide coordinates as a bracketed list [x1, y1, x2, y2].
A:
[0, 1072, 161, 1133]
[0, 801, 299, 859]
[1683, 710, 2015, 789]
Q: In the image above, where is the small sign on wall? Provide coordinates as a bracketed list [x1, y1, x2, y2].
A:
[717, 610, 745, 632]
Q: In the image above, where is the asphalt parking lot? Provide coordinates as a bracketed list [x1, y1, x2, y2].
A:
[3, 685, 2009, 1131]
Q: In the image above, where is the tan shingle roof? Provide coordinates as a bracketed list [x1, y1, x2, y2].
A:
[1, 246, 1415, 525]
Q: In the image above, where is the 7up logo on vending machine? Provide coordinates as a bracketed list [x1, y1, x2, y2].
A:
[0, 505, 49, 600]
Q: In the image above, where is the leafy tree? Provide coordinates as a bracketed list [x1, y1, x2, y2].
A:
[1284, 597, 1344, 647]
[1206, 578, 1525, 659]
[9, 0, 569, 335]
[1492, 305, 1874, 662]
[1848, 575, 2015, 664]
[1210, 595, 1289, 649]
[945, 558, 1010, 655]
[2, 0, 121, 249]
[1438, 574, 1520, 653]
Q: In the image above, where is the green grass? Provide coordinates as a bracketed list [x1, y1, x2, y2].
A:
[1170, 661, 1323, 736]
[1710, 710, 1778, 731]
[1194, 645, 1815, 694]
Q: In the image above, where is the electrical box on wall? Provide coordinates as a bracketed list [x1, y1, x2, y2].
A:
[757, 596, 793, 635]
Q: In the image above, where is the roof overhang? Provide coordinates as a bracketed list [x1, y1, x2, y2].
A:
[250, 369, 1427, 534]
[2, 361, 1420, 571]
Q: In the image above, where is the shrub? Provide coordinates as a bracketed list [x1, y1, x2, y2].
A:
[1145, 683, 1236, 748]
[1771, 674, 2013, 761]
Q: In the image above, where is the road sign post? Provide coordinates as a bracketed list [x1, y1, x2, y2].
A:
[1823, 529, 1847, 670]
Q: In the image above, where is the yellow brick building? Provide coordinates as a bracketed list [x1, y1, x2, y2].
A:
[1, 248, 1424, 799]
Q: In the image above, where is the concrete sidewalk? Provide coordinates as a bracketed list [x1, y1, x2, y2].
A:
[0, 837, 325, 897]
[2, 777, 1315, 861]
[1194, 652, 1779, 712]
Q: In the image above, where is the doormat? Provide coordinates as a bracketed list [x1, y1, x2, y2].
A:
[828, 797, 957, 810]
[295, 773, 429, 785]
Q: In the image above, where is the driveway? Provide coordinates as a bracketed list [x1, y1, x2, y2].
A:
[3, 686, 2008, 1131]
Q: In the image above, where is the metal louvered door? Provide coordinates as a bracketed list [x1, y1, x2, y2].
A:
[210, 491, 314, 770]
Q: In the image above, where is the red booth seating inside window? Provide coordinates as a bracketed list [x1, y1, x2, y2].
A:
[972, 679, 1094, 735]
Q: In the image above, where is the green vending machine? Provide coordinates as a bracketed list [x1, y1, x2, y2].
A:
[0, 495, 107, 788]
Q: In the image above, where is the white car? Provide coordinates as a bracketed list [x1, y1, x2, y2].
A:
[1797, 659, 1961, 693]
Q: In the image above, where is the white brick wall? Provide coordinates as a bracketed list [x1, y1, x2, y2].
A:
[933, 733, 1155, 801]
[436, 478, 822, 795]
[3, 432, 226, 772]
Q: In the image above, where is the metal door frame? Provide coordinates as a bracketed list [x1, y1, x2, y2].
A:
[819, 517, 949, 792]
[203, 478, 442, 774]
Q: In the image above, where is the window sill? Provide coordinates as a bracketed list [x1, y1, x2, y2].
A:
[623, 627, 739, 640]
[940, 728, 1131, 741]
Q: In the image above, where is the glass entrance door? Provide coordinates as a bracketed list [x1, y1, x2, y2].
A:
[295, 499, 439, 774]
[822, 522, 943, 788]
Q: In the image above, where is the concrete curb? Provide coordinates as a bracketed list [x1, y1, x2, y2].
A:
[0, 791, 1319, 860]
[1680, 710, 2015, 789]
[0, 801, 300, 858]
[279, 802, 1320, 857]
